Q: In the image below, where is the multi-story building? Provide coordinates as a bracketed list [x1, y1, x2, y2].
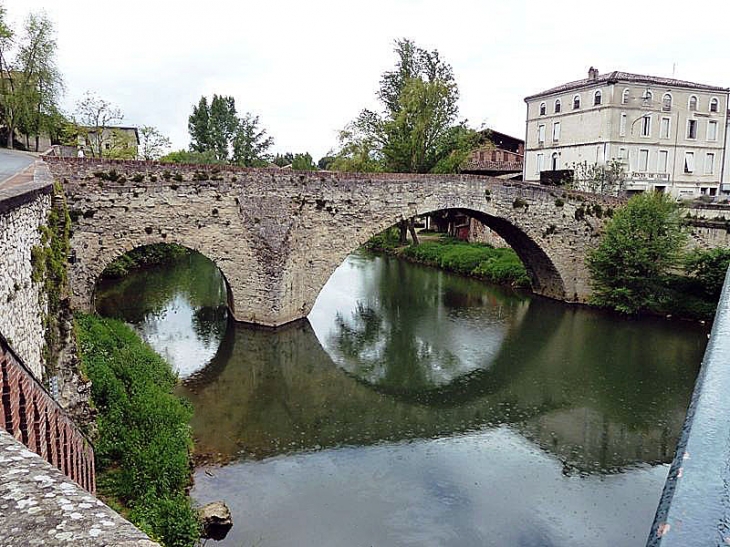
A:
[523, 68, 730, 197]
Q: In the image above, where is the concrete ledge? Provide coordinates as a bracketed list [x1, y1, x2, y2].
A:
[647, 268, 730, 546]
[0, 160, 53, 215]
[0, 430, 157, 546]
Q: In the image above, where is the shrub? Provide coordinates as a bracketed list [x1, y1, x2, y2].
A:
[75, 314, 200, 546]
[685, 248, 730, 299]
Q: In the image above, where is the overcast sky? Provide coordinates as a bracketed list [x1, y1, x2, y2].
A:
[5, 0, 729, 160]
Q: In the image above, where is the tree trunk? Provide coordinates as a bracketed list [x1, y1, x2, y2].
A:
[6, 124, 14, 149]
[408, 217, 419, 246]
[398, 220, 408, 245]
[35, 135, 39, 152]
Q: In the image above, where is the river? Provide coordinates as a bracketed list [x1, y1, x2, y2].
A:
[95, 249, 708, 547]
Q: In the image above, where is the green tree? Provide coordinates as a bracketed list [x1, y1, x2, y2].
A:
[291, 152, 317, 171]
[231, 112, 273, 167]
[587, 192, 687, 314]
[139, 125, 171, 160]
[332, 38, 478, 174]
[272, 152, 294, 167]
[187, 95, 273, 166]
[159, 149, 221, 164]
[0, 9, 64, 150]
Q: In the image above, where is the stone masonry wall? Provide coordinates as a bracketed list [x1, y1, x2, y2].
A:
[48, 157, 623, 327]
[0, 170, 53, 379]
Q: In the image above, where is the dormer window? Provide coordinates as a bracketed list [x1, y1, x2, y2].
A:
[689, 95, 698, 111]
[554, 99, 561, 113]
[662, 93, 672, 111]
[593, 90, 602, 106]
[710, 97, 719, 113]
[539, 102, 546, 116]
[573, 94, 581, 110]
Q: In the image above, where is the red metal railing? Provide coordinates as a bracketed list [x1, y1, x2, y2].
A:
[0, 334, 95, 492]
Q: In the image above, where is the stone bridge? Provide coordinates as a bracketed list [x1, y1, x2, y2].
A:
[48, 157, 623, 327]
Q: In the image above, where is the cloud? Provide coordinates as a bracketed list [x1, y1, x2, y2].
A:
[6, 0, 729, 160]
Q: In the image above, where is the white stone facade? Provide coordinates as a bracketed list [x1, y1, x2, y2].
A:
[524, 69, 730, 198]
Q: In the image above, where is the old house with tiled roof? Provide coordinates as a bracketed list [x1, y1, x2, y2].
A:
[523, 68, 730, 198]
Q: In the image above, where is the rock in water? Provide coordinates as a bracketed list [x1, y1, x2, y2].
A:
[199, 501, 233, 540]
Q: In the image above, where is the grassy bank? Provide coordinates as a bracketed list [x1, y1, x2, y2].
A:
[366, 229, 530, 288]
[75, 313, 200, 547]
[102, 243, 191, 279]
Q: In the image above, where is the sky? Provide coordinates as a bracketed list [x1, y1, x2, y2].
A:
[4, 0, 729, 160]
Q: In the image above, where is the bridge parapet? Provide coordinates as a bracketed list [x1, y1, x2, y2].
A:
[647, 267, 730, 545]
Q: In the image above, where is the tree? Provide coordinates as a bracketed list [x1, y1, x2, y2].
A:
[187, 95, 273, 166]
[291, 152, 317, 171]
[587, 192, 688, 314]
[231, 112, 273, 167]
[272, 152, 294, 167]
[159, 149, 221, 164]
[0, 9, 64, 150]
[139, 125, 171, 160]
[685, 248, 730, 299]
[332, 38, 478, 175]
[74, 91, 124, 157]
[572, 159, 627, 195]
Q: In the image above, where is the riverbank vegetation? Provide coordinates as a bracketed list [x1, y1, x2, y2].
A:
[366, 229, 529, 288]
[75, 313, 200, 547]
[101, 243, 191, 279]
[587, 192, 730, 320]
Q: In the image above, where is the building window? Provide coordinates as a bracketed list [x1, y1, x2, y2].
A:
[618, 147, 627, 163]
[689, 95, 698, 111]
[538, 124, 546, 143]
[662, 93, 672, 111]
[687, 119, 697, 139]
[536, 153, 544, 174]
[705, 153, 715, 174]
[552, 122, 560, 141]
[684, 152, 695, 173]
[596, 145, 605, 164]
[539, 102, 546, 116]
[660, 117, 671, 139]
[551, 152, 559, 170]
[642, 90, 653, 105]
[641, 115, 651, 137]
[620, 112, 627, 136]
[708, 120, 718, 141]
[594, 90, 602, 106]
[554, 99, 561, 113]
[638, 149, 649, 172]
[710, 97, 719, 113]
[573, 94, 581, 110]
[622, 88, 630, 105]
[658, 150, 668, 173]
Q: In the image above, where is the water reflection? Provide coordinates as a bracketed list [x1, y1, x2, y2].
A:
[96, 249, 708, 546]
[95, 251, 228, 378]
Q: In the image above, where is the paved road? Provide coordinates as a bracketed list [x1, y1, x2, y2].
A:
[0, 149, 35, 184]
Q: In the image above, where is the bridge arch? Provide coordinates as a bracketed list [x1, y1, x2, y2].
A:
[87, 242, 235, 316]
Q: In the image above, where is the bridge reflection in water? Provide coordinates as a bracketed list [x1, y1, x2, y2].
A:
[96, 250, 707, 546]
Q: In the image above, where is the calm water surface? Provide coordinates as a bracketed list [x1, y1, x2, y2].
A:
[95, 250, 708, 547]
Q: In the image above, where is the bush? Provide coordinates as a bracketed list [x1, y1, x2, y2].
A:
[685, 248, 730, 299]
[75, 314, 200, 546]
[400, 237, 529, 287]
[587, 192, 687, 314]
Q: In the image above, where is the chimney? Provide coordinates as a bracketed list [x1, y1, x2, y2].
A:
[588, 67, 599, 80]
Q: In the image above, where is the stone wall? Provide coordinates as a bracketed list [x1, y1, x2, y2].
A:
[48, 157, 624, 327]
[0, 165, 53, 379]
[0, 430, 156, 546]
